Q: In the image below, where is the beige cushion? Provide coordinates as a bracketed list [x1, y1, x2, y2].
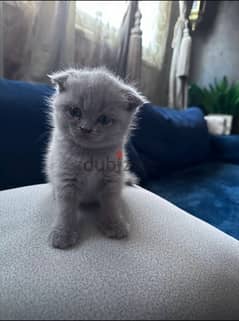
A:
[0, 184, 239, 320]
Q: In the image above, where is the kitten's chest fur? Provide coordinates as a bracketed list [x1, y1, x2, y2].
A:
[52, 143, 123, 202]
[74, 151, 122, 202]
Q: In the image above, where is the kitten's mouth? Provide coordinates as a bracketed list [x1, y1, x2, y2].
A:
[70, 128, 99, 146]
[69, 128, 119, 149]
[78, 130, 98, 140]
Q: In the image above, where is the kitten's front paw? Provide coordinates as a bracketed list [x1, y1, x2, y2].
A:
[49, 227, 79, 249]
[99, 218, 129, 240]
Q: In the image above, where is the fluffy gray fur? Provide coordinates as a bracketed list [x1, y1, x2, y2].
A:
[45, 67, 146, 249]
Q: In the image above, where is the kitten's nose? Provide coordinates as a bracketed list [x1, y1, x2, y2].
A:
[80, 126, 92, 134]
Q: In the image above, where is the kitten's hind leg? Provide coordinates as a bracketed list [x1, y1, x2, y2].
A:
[98, 186, 129, 239]
[124, 170, 139, 186]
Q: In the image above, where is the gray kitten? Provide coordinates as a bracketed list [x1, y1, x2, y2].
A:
[45, 67, 145, 249]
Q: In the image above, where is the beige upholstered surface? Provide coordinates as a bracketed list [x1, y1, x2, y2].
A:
[0, 184, 239, 320]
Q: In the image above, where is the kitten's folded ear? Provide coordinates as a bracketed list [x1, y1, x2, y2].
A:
[48, 70, 74, 92]
[122, 84, 147, 111]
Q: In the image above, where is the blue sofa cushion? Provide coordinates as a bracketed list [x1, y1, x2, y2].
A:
[126, 140, 148, 183]
[0, 78, 54, 190]
[210, 134, 239, 164]
[144, 162, 239, 240]
[129, 103, 211, 180]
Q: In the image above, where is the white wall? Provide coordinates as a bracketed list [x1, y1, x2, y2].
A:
[190, 1, 239, 87]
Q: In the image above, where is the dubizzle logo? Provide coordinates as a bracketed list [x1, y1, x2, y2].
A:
[79, 150, 128, 172]
[116, 150, 123, 160]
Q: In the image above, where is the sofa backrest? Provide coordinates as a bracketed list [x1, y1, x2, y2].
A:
[128, 103, 211, 182]
[0, 78, 54, 190]
[0, 78, 211, 190]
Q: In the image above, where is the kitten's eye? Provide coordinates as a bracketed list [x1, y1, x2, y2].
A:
[69, 107, 81, 119]
[97, 115, 112, 126]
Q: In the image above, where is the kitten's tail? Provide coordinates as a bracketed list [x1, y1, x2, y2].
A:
[124, 171, 139, 187]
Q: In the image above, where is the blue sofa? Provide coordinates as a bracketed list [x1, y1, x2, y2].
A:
[1, 78, 239, 240]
